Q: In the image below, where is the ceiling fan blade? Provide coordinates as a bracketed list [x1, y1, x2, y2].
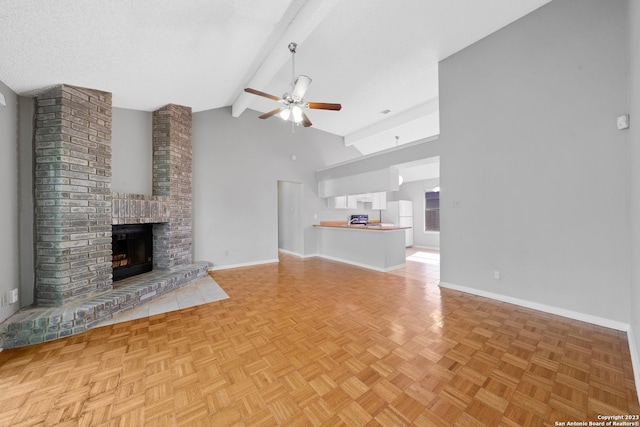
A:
[291, 75, 312, 102]
[307, 102, 342, 111]
[301, 112, 312, 128]
[259, 108, 283, 119]
[244, 88, 281, 102]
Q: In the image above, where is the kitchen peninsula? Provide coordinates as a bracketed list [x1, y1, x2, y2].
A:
[314, 221, 409, 272]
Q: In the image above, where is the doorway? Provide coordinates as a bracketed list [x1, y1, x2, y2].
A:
[277, 181, 303, 256]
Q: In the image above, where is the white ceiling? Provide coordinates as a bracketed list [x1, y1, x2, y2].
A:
[397, 156, 440, 184]
[0, 0, 551, 156]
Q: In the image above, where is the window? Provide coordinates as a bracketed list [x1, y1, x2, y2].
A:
[424, 191, 440, 232]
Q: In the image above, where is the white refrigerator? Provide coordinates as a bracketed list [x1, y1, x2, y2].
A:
[383, 200, 413, 247]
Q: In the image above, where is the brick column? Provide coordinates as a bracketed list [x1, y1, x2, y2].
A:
[34, 85, 113, 306]
[152, 104, 193, 270]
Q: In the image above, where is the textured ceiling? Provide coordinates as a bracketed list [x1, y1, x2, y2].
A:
[0, 0, 551, 155]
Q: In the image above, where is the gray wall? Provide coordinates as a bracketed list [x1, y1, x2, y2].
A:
[439, 0, 630, 325]
[629, 0, 640, 378]
[192, 107, 361, 269]
[111, 107, 152, 194]
[0, 82, 20, 322]
[18, 97, 34, 307]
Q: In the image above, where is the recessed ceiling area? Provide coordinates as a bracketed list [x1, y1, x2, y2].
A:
[346, 99, 440, 156]
[397, 156, 440, 184]
[0, 0, 552, 155]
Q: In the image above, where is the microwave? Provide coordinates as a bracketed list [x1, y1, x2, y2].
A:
[349, 214, 368, 225]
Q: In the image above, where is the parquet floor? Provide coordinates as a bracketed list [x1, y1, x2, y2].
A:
[0, 250, 637, 426]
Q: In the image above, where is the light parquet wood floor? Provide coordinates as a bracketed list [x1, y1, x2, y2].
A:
[0, 250, 637, 426]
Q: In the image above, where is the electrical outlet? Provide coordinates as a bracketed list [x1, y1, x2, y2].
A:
[8, 288, 18, 304]
[493, 271, 501, 280]
[617, 114, 630, 130]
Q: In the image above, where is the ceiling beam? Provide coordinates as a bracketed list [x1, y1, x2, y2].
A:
[344, 98, 440, 146]
[231, 0, 340, 118]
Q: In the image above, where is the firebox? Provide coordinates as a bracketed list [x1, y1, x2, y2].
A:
[112, 224, 153, 282]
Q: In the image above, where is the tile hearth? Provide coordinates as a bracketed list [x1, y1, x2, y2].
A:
[98, 274, 228, 326]
[0, 262, 209, 349]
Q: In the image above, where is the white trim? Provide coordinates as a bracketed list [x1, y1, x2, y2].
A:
[278, 249, 319, 259]
[438, 281, 630, 332]
[301, 253, 320, 259]
[278, 248, 303, 257]
[209, 258, 279, 271]
[627, 326, 640, 405]
[315, 254, 405, 272]
[412, 245, 440, 251]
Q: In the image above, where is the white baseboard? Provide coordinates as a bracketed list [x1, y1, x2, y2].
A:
[438, 281, 629, 332]
[278, 250, 321, 259]
[210, 258, 279, 271]
[301, 253, 320, 259]
[627, 326, 640, 405]
[278, 249, 304, 257]
[411, 245, 440, 251]
[315, 254, 404, 272]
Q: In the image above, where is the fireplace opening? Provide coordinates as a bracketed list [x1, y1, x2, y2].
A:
[112, 224, 153, 282]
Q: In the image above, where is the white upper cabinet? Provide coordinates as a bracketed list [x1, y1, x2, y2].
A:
[330, 193, 384, 210]
[347, 195, 357, 209]
[371, 192, 387, 210]
[355, 193, 373, 203]
[330, 195, 357, 209]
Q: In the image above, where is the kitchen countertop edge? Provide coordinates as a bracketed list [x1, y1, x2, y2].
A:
[313, 224, 410, 231]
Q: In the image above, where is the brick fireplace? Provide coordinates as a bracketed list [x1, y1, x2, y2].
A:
[0, 84, 208, 348]
[33, 85, 200, 306]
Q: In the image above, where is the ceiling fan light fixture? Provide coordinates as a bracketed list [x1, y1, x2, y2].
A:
[279, 108, 291, 121]
[292, 75, 312, 102]
[292, 105, 303, 123]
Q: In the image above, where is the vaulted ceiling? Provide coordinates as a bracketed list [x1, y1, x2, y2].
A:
[0, 0, 551, 155]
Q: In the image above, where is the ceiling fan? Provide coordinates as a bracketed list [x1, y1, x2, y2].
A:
[244, 42, 342, 129]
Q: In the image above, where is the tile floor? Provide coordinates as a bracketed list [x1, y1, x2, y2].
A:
[97, 275, 229, 326]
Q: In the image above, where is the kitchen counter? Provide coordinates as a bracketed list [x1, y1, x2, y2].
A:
[313, 223, 410, 231]
[314, 222, 407, 272]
